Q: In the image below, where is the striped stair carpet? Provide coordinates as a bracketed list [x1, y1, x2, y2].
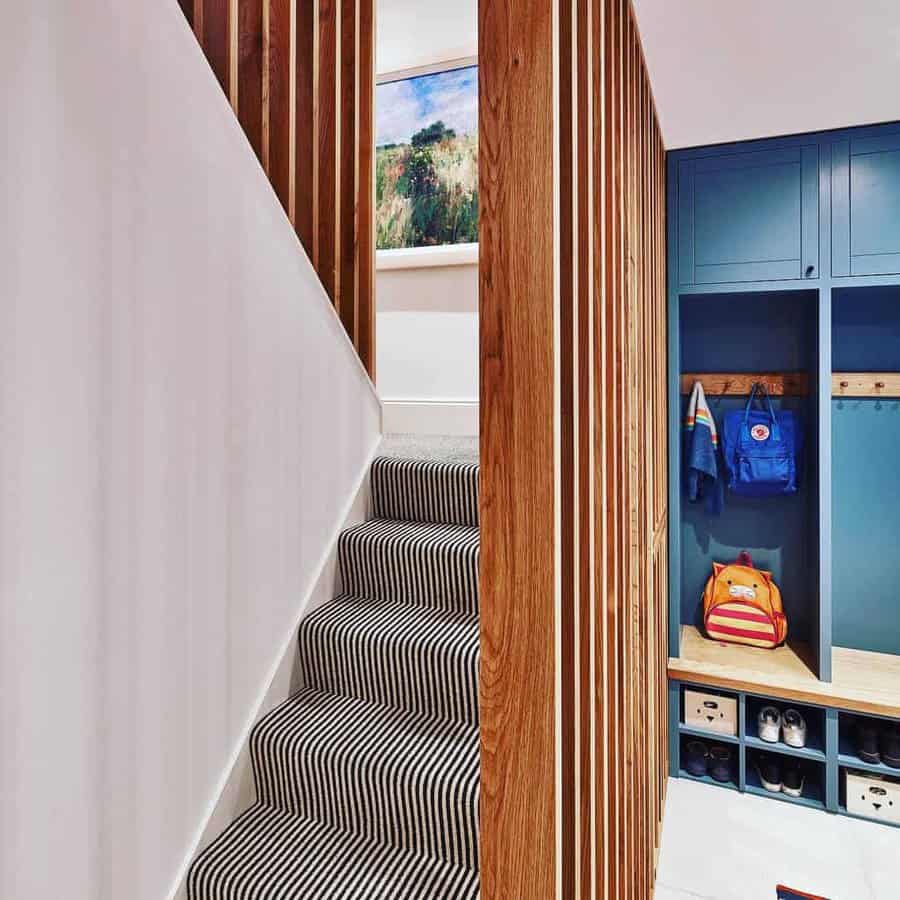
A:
[188, 456, 480, 899]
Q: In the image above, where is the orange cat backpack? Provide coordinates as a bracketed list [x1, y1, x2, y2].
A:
[702, 551, 788, 649]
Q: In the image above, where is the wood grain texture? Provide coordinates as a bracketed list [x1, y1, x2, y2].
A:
[832, 372, 900, 397]
[478, 0, 557, 897]
[355, 0, 375, 377]
[670, 625, 900, 718]
[181, 0, 376, 376]
[267, 0, 292, 210]
[295, 0, 316, 257]
[338, 0, 359, 338]
[201, 0, 230, 93]
[237, 0, 263, 159]
[316, 0, 338, 301]
[480, 0, 667, 895]
[680, 372, 810, 396]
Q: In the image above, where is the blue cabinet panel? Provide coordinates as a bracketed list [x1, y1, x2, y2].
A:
[678, 147, 819, 286]
[832, 130, 900, 276]
[832, 400, 900, 655]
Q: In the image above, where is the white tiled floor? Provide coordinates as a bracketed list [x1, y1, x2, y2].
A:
[654, 778, 900, 900]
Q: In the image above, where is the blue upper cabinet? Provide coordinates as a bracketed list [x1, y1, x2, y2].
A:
[832, 130, 900, 277]
[678, 146, 819, 286]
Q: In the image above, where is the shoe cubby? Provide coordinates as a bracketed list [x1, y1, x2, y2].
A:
[837, 711, 900, 777]
[670, 679, 900, 825]
[743, 695, 826, 761]
[678, 733, 738, 790]
[745, 747, 825, 810]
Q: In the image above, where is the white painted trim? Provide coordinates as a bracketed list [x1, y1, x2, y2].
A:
[377, 53, 478, 85]
[166, 434, 380, 900]
[382, 399, 479, 436]
[376, 243, 479, 271]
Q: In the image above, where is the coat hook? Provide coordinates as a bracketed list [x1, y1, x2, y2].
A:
[876, 381, 886, 389]
[840, 380, 849, 389]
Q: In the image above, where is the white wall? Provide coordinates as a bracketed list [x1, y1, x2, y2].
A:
[377, 260, 479, 434]
[376, 0, 479, 435]
[632, 0, 900, 149]
[0, 4, 381, 900]
[377, 0, 477, 72]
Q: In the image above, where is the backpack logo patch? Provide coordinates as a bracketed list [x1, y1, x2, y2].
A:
[750, 424, 770, 442]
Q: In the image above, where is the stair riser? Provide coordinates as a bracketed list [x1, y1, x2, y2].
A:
[339, 524, 479, 615]
[299, 603, 480, 726]
[371, 457, 479, 528]
[250, 701, 480, 872]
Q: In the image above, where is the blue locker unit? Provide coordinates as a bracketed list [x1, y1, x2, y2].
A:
[832, 129, 900, 277]
[677, 146, 819, 286]
[668, 121, 900, 828]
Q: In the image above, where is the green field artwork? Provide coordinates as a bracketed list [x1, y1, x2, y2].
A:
[376, 65, 478, 250]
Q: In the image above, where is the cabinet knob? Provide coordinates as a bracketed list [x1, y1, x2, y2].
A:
[805, 264, 815, 277]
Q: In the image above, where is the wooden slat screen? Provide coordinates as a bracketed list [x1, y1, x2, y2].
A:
[176, 0, 375, 377]
[479, 0, 668, 896]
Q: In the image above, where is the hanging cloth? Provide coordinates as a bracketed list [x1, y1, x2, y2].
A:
[684, 380, 720, 510]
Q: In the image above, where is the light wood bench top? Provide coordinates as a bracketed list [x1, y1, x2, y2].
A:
[669, 626, 900, 719]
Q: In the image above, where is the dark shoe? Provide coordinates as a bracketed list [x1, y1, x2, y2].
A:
[685, 740, 709, 777]
[782, 762, 805, 798]
[857, 720, 881, 765]
[708, 745, 732, 783]
[881, 723, 900, 769]
[756, 754, 782, 793]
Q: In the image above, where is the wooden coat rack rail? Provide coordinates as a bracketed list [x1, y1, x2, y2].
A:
[681, 372, 900, 398]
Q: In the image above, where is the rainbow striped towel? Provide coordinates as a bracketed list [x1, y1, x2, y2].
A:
[685, 380, 719, 506]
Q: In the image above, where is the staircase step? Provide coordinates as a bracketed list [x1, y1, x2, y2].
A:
[250, 689, 480, 872]
[338, 519, 479, 615]
[371, 456, 479, 528]
[299, 594, 479, 726]
[187, 802, 480, 900]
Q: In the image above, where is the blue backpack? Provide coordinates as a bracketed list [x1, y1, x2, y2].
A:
[722, 384, 802, 498]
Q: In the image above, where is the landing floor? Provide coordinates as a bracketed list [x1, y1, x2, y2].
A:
[654, 777, 900, 900]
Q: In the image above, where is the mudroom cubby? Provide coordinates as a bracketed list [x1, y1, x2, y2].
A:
[667, 119, 900, 826]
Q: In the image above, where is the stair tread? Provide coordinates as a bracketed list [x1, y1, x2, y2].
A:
[187, 802, 480, 900]
[299, 594, 479, 724]
[339, 518, 479, 614]
[371, 456, 479, 527]
[251, 689, 480, 870]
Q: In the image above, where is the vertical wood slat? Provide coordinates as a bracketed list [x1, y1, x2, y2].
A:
[180, 0, 376, 378]
[237, 0, 264, 159]
[295, 0, 316, 259]
[267, 0, 293, 210]
[480, 0, 668, 895]
[478, 0, 558, 896]
[316, 0, 339, 301]
[338, 0, 359, 338]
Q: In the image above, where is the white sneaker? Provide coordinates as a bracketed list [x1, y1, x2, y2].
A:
[758, 706, 782, 743]
[782, 709, 807, 748]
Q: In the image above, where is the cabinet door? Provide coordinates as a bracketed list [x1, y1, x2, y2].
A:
[678, 146, 819, 286]
[832, 131, 900, 277]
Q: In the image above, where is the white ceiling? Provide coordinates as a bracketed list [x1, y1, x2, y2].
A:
[631, 0, 900, 148]
[377, 0, 477, 75]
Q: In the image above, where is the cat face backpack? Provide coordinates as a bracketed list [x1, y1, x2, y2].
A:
[702, 551, 788, 649]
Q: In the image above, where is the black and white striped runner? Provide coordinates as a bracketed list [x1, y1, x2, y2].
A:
[188, 457, 481, 898]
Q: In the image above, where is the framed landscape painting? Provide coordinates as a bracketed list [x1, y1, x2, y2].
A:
[375, 64, 478, 250]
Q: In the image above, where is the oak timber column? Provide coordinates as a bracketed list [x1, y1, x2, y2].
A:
[478, 1, 558, 897]
[478, 0, 668, 897]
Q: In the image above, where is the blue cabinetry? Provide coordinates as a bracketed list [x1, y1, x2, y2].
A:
[832, 129, 900, 276]
[677, 146, 819, 286]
